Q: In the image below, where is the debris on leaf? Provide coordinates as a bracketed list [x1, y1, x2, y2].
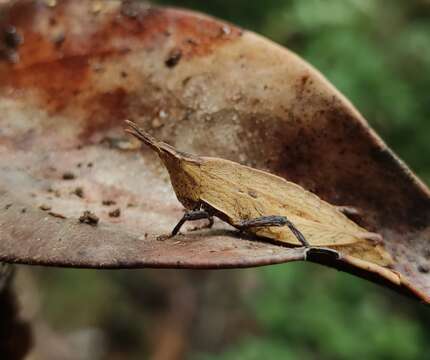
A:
[48, 211, 67, 219]
[109, 208, 121, 218]
[79, 211, 99, 226]
[39, 204, 52, 211]
[62, 172, 76, 180]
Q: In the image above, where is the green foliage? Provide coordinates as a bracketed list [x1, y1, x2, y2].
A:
[250, 264, 424, 360]
[194, 338, 302, 360]
[154, 0, 287, 31]
[193, 263, 427, 360]
[37, 269, 121, 329]
[37, 269, 150, 357]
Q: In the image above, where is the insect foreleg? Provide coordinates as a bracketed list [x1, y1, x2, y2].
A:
[171, 210, 213, 236]
[237, 215, 309, 247]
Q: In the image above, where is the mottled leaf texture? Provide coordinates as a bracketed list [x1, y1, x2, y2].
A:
[0, 0, 429, 303]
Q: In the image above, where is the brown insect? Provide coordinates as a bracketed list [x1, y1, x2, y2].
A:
[125, 120, 393, 266]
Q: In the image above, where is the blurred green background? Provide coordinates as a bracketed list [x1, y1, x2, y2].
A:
[28, 0, 430, 359]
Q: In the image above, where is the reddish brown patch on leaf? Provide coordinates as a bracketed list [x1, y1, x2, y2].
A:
[80, 87, 129, 140]
[2, 55, 90, 112]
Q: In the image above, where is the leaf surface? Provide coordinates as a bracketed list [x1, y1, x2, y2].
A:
[0, 0, 429, 302]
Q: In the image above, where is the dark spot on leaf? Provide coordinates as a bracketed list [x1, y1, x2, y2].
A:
[3, 26, 22, 49]
[301, 74, 309, 87]
[62, 172, 76, 180]
[53, 33, 65, 48]
[102, 200, 116, 206]
[418, 263, 429, 274]
[73, 187, 84, 198]
[165, 48, 182, 68]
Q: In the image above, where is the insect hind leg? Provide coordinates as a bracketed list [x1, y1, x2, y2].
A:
[237, 215, 309, 247]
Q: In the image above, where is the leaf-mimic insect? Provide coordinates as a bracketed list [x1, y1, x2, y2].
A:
[125, 120, 393, 266]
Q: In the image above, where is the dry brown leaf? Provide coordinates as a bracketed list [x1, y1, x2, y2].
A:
[0, 0, 429, 303]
